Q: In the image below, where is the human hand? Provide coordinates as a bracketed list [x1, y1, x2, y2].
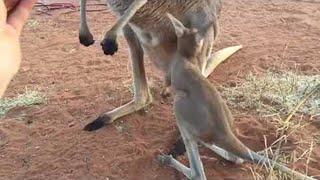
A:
[0, 0, 36, 98]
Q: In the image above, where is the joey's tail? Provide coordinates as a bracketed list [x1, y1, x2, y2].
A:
[248, 152, 315, 180]
[214, 133, 315, 180]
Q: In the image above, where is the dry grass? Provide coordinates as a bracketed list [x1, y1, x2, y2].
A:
[221, 71, 319, 117]
[221, 71, 320, 179]
[0, 90, 45, 118]
[26, 19, 40, 29]
[251, 130, 316, 180]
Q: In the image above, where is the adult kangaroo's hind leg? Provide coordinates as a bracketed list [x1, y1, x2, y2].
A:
[79, 0, 94, 46]
[84, 26, 152, 131]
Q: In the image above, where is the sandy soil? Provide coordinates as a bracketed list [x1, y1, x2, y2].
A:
[1, 0, 320, 179]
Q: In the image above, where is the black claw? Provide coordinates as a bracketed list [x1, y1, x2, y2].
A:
[79, 34, 95, 47]
[83, 115, 111, 131]
[168, 136, 186, 158]
[101, 37, 118, 55]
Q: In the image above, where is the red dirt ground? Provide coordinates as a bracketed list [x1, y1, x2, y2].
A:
[1, 0, 320, 179]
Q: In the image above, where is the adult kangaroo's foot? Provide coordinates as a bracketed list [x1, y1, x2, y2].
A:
[84, 25, 151, 131]
[84, 92, 152, 131]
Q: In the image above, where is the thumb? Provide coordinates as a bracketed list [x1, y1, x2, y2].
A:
[0, 0, 8, 25]
[7, 0, 37, 35]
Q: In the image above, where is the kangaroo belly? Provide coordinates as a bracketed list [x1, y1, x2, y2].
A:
[172, 63, 236, 141]
[106, 0, 219, 73]
[106, 0, 133, 15]
[173, 89, 217, 139]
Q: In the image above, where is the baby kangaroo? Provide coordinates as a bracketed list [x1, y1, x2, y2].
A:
[157, 13, 315, 180]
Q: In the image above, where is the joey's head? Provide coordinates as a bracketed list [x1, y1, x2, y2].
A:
[167, 13, 203, 58]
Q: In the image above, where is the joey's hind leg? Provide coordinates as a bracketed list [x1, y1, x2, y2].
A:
[167, 104, 235, 159]
[158, 155, 192, 179]
[159, 127, 207, 180]
[167, 136, 244, 165]
[198, 140, 244, 164]
[84, 26, 152, 131]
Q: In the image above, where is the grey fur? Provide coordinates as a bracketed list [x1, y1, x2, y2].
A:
[157, 13, 315, 180]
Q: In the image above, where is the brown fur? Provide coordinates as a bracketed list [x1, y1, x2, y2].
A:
[79, 0, 221, 130]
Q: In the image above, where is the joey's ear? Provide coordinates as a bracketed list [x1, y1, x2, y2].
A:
[167, 13, 186, 37]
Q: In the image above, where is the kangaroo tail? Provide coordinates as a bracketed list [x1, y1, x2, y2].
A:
[247, 151, 315, 180]
[208, 133, 315, 180]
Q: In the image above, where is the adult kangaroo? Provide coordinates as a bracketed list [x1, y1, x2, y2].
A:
[156, 13, 315, 180]
[79, 0, 242, 131]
